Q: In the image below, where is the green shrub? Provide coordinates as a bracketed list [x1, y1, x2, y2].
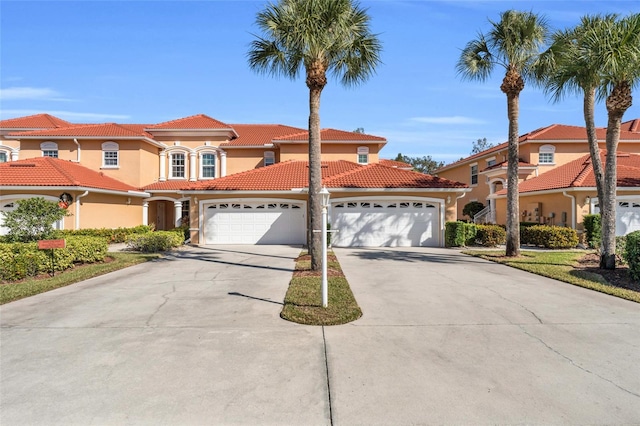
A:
[615, 236, 627, 266]
[445, 222, 477, 247]
[583, 214, 601, 249]
[54, 225, 154, 243]
[475, 224, 506, 247]
[125, 231, 184, 253]
[2, 198, 69, 242]
[521, 225, 578, 249]
[624, 231, 640, 282]
[65, 236, 108, 263]
[462, 201, 484, 220]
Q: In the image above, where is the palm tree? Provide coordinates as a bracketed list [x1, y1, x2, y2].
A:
[457, 10, 549, 257]
[534, 14, 640, 269]
[590, 13, 640, 269]
[248, 0, 381, 270]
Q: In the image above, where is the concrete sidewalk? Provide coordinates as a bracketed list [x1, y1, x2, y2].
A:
[1, 245, 639, 425]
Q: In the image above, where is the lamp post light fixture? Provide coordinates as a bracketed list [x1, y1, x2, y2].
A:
[319, 187, 330, 308]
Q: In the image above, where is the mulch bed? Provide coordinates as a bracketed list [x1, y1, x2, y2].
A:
[575, 253, 639, 292]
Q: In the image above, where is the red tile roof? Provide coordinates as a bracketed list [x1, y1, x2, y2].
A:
[379, 159, 413, 169]
[0, 113, 72, 129]
[7, 123, 153, 138]
[481, 159, 536, 172]
[0, 157, 142, 193]
[145, 160, 467, 192]
[495, 151, 640, 195]
[222, 124, 306, 147]
[437, 120, 640, 172]
[146, 114, 232, 130]
[274, 128, 386, 142]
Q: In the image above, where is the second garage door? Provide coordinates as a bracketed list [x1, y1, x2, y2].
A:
[330, 200, 440, 247]
[204, 201, 305, 244]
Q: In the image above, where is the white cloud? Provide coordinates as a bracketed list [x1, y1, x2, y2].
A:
[0, 87, 71, 101]
[0, 109, 131, 122]
[409, 116, 486, 125]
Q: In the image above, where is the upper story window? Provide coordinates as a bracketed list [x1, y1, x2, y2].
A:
[539, 144, 555, 164]
[41, 142, 58, 158]
[102, 142, 119, 168]
[200, 152, 216, 179]
[264, 151, 275, 167]
[0, 151, 7, 163]
[357, 146, 369, 165]
[486, 157, 496, 167]
[170, 152, 186, 179]
[470, 163, 478, 185]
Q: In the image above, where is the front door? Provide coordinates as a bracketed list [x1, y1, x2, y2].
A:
[156, 202, 166, 230]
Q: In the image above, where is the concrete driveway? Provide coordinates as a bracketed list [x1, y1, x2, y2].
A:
[1, 246, 639, 425]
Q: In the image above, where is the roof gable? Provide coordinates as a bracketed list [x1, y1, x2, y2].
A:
[146, 114, 232, 130]
[221, 124, 306, 147]
[0, 113, 72, 129]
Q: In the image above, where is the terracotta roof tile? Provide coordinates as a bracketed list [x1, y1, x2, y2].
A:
[274, 128, 386, 142]
[481, 159, 536, 172]
[379, 159, 413, 169]
[146, 114, 232, 130]
[0, 157, 140, 193]
[7, 123, 153, 138]
[324, 163, 467, 189]
[0, 113, 72, 129]
[495, 151, 640, 195]
[221, 124, 306, 147]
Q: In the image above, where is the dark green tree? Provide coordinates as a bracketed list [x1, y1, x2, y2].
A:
[393, 153, 444, 175]
[2, 197, 68, 242]
[471, 137, 494, 154]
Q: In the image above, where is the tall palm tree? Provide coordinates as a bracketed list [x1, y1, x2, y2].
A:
[533, 14, 640, 269]
[248, 0, 381, 271]
[457, 10, 548, 257]
[589, 13, 640, 269]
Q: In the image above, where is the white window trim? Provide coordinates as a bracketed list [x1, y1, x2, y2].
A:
[470, 162, 479, 186]
[169, 151, 187, 180]
[486, 157, 496, 166]
[199, 151, 216, 180]
[40, 141, 58, 158]
[101, 141, 119, 168]
[0, 150, 8, 163]
[264, 150, 275, 166]
[538, 144, 556, 165]
[357, 146, 369, 165]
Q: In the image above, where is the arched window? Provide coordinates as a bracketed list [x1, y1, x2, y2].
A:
[41, 142, 58, 158]
[357, 146, 369, 164]
[200, 152, 216, 178]
[264, 151, 275, 166]
[539, 144, 555, 164]
[102, 142, 119, 168]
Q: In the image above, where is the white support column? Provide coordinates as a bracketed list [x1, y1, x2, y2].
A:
[219, 151, 227, 177]
[174, 201, 183, 227]
[143, 201, 149, 226]
[159, 151, 167, 181]
[11, 149, 19, 161]
[189, 152, 197, 182]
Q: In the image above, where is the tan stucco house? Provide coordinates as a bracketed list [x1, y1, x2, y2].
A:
[0, 113, 469, 247]
[435, 119, 640, 237]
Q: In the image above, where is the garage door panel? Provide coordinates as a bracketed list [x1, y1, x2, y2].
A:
[331, 201, 439, 247]
[204, 202, 305, 245]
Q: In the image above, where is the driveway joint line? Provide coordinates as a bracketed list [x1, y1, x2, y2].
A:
[322, 325, 334, 426]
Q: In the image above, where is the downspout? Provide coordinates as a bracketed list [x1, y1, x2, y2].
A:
[73, 138, 81, 162]
[75, 191, 89, 229]
[562, 191, 576, 230]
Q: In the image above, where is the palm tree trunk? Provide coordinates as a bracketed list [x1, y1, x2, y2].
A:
[505, 92, 521, 257]
[308, 86, 323, 271]
[583, 88, 604, 199]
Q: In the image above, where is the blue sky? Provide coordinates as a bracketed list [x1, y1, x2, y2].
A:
[1, 0, 639, 164]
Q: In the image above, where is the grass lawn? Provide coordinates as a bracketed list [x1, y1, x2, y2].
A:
[281, 252, 362, 326]
[0, 251, 159, 305]
[464, 250, 640, 304]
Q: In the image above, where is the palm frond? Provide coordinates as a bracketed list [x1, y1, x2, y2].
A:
[456, 35, 494, 81]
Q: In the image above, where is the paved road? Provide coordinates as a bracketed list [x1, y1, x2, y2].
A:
[1, 245, 639, 425]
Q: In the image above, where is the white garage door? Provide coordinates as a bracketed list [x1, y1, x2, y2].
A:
[616, 200, 640, 236]
[331, 200, 440, 247]
[204, 201, 305, 244]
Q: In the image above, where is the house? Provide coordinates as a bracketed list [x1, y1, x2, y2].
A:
[0, 113, 469, 247]
[435, 120, 640, 236]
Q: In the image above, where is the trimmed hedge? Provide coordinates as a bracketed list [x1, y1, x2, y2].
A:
[521, 225, 579, 249]
[475, 224, 506, 247]
[625, 231, 640, 282]
[445, 222, 476, 247]
[125, 230, 184, 253]
[583, 214, 601, 249]
[53, 225, 154, 243]
[0, 236, 108, 281]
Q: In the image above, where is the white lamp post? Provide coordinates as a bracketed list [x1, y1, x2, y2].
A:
[319, 187, 330, 308]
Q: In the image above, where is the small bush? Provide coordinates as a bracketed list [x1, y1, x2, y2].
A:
[2, 198, 69, 242]
[54, 225, 154, 243]
[65, 236, 108, 263]
[445, 222, 476, 247]
[475, 224, 506, 247]
[624, 231, 640, 282]
[521, 225, 578, 249]
[462, 201, 484, 220]
[125, 231, 183, 253]
[583, 214, 601, 249]
[615, 235, 627, 266]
